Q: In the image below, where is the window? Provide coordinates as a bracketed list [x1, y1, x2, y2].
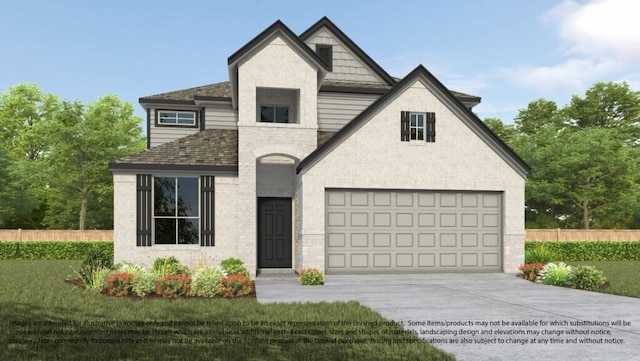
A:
[153, 177, 199, 244]
[410, 113, 425, 141]
[260, 106, 289, 123]
[401, 111, 436, 142]
[157, 110, 197, 126]
[316, 44, 333, 70]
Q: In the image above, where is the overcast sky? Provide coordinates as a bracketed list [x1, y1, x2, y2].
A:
[1, 0, 638, 129]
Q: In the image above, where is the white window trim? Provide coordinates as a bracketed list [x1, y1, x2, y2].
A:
[410, 112, 425, 141]
[152, 176, 201, 245]
[157, 110, 197, 127]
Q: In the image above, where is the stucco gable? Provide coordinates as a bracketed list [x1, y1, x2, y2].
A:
[297, 65, 530, 178]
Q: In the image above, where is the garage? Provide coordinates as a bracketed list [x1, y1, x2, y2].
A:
[325, 190, 502, 274]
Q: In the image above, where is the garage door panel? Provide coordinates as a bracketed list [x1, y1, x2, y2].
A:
[326, 190, 502, 274]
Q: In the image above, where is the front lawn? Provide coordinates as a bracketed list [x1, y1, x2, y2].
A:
[568, 261, 640, 298]
[0, 260, 454, 361]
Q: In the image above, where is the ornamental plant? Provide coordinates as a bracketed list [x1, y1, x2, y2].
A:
[191, 266, 225, 297]
[519, 262, 545, 281]
[86, 267, 115, 294]
[131, 272, 157, 297]
[156, 274, 191, 298]
[104, 272, 134, 297]
[152, 256, 190, 277]
[298, 268, 324, 286]
[525, 243, 558, 263]
[72, 248, 114, 289]
[540, 262, 572, 286]
[220, 257, 249, 276]
[219, 274, 253, 298]
[568, 265, 607, 291]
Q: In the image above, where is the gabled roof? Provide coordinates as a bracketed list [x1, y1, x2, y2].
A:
[109, 129, 238, 172]
[299, 16, 396, 87]
[139, 82, 231, 105]
[227, 20, 330, 108]
[297, 65, 531, 177]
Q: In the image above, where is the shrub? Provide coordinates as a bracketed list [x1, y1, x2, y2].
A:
[525, 241, 640, 262]
[71, 247, 114, 290]
[569, 265, 607, 291]
[86, 267, 115, 294]
[220, 257, 249, 276]
[131, 272, 157, 297]
[0, 241, 113, 260]
[152, 256, 190, 277]
[519, 262, 545, 281]
[191, 266, 225, 297]
[540, 262, 573, 286]
[156, 274, 191, 298]
[298, 268, 324, 285]
[104, 272, 134, 297]
[525, 243, 558, 263]
[219, 275, 253, 298]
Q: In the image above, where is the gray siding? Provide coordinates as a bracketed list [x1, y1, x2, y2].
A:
[148, 108, 199, 148]
[205, 102, 238, 129]
[305, 29, 387, 85]
[317, 93, 379, 131]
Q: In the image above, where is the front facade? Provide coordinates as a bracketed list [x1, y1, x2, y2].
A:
[110, 17, 529, 275]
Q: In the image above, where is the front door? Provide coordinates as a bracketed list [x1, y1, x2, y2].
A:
[258, 197, 292, 268]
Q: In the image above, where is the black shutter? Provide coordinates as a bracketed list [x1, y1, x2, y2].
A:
[136, 174, 152, 247]
[201, 176, 215, 247]
[426, 112, 436, 142]
[401, 111, 410, 141]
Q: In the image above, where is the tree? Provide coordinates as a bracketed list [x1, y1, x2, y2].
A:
[44, 95, 145, 230]
[514, 99, 562, 136]
[483, 117, 516, 145]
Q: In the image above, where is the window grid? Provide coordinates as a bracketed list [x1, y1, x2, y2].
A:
[153, 177, 200, 245]
[260, 105, 289, 123]
[158, 111, 196, 126]
[410, 113, 425, 141]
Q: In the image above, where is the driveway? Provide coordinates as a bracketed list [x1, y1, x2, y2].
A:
[256, 273, 640, 361]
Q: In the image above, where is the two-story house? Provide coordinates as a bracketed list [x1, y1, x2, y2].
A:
[109, 17, 530, 276]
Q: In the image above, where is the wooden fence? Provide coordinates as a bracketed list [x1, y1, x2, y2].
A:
[1, 229, 639, 243]
[526, 229, 640, 242]
[0, 229, 113, 242]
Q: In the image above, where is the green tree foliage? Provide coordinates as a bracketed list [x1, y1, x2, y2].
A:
[43, 96, 145, 230]
[0, 84, 144, 230]
[485, 81, 640, 229]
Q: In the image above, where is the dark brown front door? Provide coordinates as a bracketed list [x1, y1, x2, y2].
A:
[258, 198, 292, 268]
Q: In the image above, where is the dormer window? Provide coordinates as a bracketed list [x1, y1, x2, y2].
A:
[315, 44, 333, 71]
[156, 110, 197, 127]
[260, 105, 289, 123]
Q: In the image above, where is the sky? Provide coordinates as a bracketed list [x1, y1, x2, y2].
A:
[1, 0, 639, 131]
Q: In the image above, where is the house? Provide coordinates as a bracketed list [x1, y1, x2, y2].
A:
[109, 17, 530, 276]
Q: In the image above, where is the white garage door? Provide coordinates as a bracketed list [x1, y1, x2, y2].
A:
[325, 190, 502, 274]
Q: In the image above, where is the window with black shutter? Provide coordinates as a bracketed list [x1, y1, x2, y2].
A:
[136, 174, 152, 247]
[426, 112, 436, 142]
[200, 175, 215, 247]
[401, 111, 410, 141]
[400, 111, 436, 142]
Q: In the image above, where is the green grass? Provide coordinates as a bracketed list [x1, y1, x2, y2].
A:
[0, 260, 454, 361]
[568, 261, 640, 298]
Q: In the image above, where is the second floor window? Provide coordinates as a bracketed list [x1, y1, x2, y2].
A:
[260, 106, 289, 123]
[158, 111, 196, 126]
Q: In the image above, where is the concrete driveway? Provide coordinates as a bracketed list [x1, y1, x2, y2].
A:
[256, 273, 640, 361]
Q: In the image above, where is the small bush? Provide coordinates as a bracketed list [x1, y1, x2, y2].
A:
[569, 265, 607, 291]
[519, 262, 545, 281]
[71, 248, 114, 290]
[220, 257, 249, 276]
[298, 268, 324, 285]
[86, 267, 115, 294]
[191, 266, 225, 297]
[525, 243, 558, 263]
[131, 272, 157, 297]
[525, 241, 640, 262]
[540, 262, 573, 286]
[152, 256, 190, 277]
[156, 274, 191, 298]
[219, 275, 253, 298]
[104, 272, 134, 297]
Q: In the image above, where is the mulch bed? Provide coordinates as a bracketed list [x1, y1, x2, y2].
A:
[65, 279, 256, 300]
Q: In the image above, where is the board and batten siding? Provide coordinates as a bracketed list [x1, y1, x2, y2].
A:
[317, 92, 380, 131]
[305, 28, 387, 85]
[205, 102, 238, 130]
[148, 108, 199, 148]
